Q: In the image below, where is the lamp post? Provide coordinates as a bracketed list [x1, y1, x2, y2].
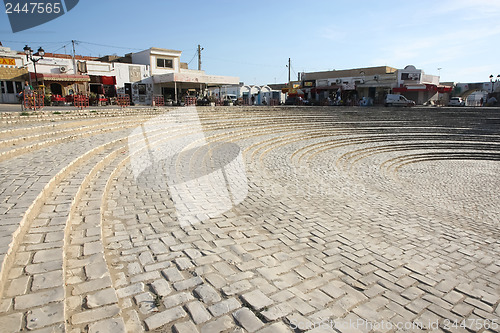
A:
[495, 74, 500, 93]
[23, 45, 45, 89]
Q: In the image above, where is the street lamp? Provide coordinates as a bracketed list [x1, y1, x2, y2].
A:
[24, 45, 45, 88]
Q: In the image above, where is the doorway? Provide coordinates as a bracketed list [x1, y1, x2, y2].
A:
[50, 83, 63, 96]
[124, 83, 134, 105]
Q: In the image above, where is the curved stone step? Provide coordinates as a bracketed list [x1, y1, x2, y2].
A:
[0, 141, 126, 332]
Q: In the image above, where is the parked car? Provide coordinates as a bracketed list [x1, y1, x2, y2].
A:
[224, 94, 238, 103]
[448, 97, 465, 107]
[385, 94, 415, 107]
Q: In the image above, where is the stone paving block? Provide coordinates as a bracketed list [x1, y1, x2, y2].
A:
[151, 278, 172, 297]
[124, 309, 143, 333]
[31, 270, 63, 291]
[130, 270, 161, 283]
[0, 313, 23, 333]
[134, 292, 158, 315]
[15, 287, 64, 310]
[144, 260, 171, 272]
[72, 276, 113, 296]
[116, 282, 145, 298]
[241, 289, 274, 310]
[200, 315, 234, 333]
[162, 267, 185, 282]
[163, 292, 195, 308]
[185, 301, 212, 324]
[84, 261, 110, 280]
[138, 251, 155, 266]
[173, 276, 203, 291]
[288, 296, 316, 315]
[233, 307, 265, 332]
[26, 302, 64, 330]
[71, 304, 121, 325]
[175, 257, 195, 271]
[5, 275, 30, 297]
[88, 317, 126, 333]
[194, 284, 222, 304]
[260, 303, 294, 321]
[173, 321, 200, 333]
[208, 297, 240, 317]
[144, 306, 187, 330]
[222, 279, 253, 296]
[256, 321, 292, 333]
[86, 288, 119, 308]
[32, 249, 60, 263]
[83, 241, 104, 256]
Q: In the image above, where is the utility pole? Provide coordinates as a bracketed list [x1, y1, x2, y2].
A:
[198, 44, 203, 71]
[72, 40, 77, 73]
[71, 40, 79, 93]
[288, 58, 291, 86]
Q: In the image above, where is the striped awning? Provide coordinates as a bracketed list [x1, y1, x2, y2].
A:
[30, 72, 90, 82]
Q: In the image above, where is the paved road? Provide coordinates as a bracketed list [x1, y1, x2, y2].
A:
[0, 106, 499, 333]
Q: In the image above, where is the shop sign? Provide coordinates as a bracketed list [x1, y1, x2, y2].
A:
[0, 58, 16, 65]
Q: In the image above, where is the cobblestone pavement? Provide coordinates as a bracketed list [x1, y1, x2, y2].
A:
[0, 106, 499, 333]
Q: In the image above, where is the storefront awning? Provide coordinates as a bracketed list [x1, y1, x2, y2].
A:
[30, 72, 90, 82]
[101, 76, 116, 85]
[393, 84, 452, 93]
[153, 72, 239, 86]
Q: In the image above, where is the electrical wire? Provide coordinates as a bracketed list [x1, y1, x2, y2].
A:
[75, 40, 144, 51]
[187, 50, 198, 65]
[49, 41, 72, 54]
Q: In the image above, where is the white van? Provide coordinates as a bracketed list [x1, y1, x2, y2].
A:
[385, 94, 415, 107]
[224, 94, 238, 102]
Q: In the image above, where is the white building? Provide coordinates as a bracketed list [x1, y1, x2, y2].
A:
[131, 47, 239, 103]
[207, 84, 285, 105]
[0, 45, 28, 103]
[1, 45, 238, 106]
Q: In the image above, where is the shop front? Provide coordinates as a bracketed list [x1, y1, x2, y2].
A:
[0, 58, 28, 104]
[153, 72, 239, 104]
[30, 72, 90, 97]
[393, 84, 452, 105]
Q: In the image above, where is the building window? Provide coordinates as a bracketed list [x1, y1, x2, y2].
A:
[6, 81, 14, 93]
[0, 81, 4, 94]
[157, 58, 173, 68]
[138, 84, 146, 95]
[15, 81, 22, 93]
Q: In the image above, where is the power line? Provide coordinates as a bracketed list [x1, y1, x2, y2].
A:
[75, 40, 144, 51]
[187, 51, 197, 65]
[49, 41, 73, 54]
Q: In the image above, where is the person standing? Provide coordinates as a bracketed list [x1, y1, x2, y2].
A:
[24, 80, 33, 95]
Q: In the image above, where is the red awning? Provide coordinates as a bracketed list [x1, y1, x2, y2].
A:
[30, 72, 90, 82]
[101, 76, 116, 85]
[437, 85, 452, 93]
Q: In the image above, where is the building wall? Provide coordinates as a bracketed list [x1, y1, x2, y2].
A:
[0, 47, 28, 103]
[304, 66, 397, 81]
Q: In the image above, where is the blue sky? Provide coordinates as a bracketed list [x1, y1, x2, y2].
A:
[1, 0, 499, 85]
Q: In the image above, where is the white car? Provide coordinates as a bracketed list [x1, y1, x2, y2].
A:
[448, 97, 465, 107]
[385, 94, 415, 107]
